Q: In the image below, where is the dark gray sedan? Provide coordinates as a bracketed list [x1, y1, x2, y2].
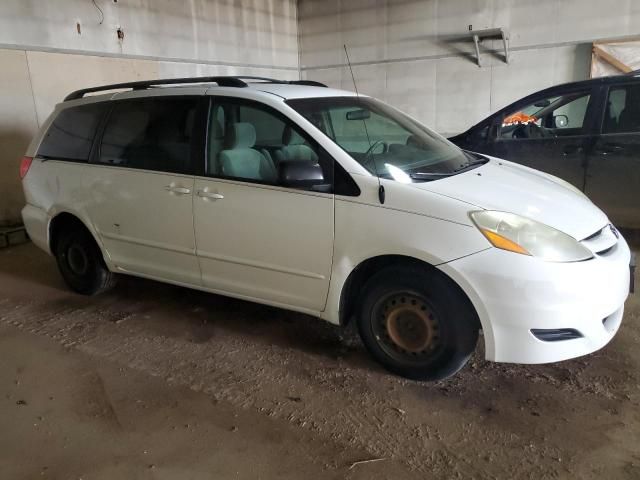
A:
[449, 73, 640, 228]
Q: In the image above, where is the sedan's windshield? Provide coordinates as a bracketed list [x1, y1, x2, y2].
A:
[286, 96, 485, 182]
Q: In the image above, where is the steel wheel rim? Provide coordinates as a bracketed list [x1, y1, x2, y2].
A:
[373, 292, 442, 363]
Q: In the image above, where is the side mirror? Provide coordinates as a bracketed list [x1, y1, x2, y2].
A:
[554, 114, 569, 128]
[279, 161, 326, 190]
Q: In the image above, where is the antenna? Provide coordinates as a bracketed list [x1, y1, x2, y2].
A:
[343, 44, 385, 204]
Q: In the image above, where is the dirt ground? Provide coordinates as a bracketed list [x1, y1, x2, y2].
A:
[1, 242, 639, 480]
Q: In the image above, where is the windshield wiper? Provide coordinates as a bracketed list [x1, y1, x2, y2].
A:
[454, 154, 490, 172]
[409, 172, 456, 181]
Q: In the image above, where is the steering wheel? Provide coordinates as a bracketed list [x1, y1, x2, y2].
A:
[361, 140, 389, 168]
[511, 122, 549, 139]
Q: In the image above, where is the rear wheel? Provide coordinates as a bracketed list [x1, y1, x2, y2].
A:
[54, 227, 116, 295]
[357, 266, 478, 381]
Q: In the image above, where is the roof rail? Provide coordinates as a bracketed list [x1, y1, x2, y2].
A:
[233, 76, 328, 88]
[287, 80, 328, 87]
[64, 76, 327, 101]
[64, 76, 248, 101]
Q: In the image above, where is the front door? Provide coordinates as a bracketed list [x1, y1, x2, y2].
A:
[491, 89, 596, 190]
[86, 96, 203, 285]
[193, 97, 334, 311]
[586, 82, 640, 228]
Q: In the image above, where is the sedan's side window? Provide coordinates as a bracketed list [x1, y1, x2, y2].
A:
[499, 91, 591, 140]
[603, 84, 640, 134]
[207, 98, 333, 191]
[98, 97, 198, 174]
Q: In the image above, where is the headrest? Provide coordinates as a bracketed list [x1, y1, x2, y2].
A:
[229, 122, 256, 149]
[210, 118, 223, 138]
[282, 125, 305, 146]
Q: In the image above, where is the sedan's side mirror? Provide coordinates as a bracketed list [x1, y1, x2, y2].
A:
[554, 114, 569, 128]
[279, 161, 327, 190]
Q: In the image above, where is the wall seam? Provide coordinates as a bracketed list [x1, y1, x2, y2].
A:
[23, 50, 40, 128]
[299, 34, 639, 71]
[0, 43, 299, 72]
[295, 0, 302, 80]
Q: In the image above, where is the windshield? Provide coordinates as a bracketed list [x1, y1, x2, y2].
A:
[286, 96, 484, 182]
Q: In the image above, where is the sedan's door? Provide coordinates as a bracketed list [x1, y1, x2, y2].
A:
[585, 82, 640, 228]
[86, 95, 206, 285]
[193, 97, 334, 311]
[490, 89, 597, 190]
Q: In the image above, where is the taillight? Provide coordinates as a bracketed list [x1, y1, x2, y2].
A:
[20, 156, 33, 179]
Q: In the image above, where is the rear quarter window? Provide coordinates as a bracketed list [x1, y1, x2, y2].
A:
[37, 103, 106, 162]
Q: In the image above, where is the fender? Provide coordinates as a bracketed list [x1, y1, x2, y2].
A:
[47, 207, 115, 271]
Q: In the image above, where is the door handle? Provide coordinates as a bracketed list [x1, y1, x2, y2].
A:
[562, 145, 583, 156]
[197, 190, 224, 200]
[165, 185, 192, 195]
[594, 143, 623, 155]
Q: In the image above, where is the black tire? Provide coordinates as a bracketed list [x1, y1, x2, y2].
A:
[54, 227, 116, 295]
[357, 265, 478, 381]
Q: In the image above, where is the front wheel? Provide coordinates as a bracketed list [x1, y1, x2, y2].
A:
[357, 266, 478, 381]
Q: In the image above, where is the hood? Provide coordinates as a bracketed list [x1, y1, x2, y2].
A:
[413, 158, 608, 240]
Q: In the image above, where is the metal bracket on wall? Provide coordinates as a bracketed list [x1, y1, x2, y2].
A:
[469, 28, 509, 67]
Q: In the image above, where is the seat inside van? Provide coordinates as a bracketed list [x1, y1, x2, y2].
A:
[274, 126, 318, 165]
[219, 122, 277, 182]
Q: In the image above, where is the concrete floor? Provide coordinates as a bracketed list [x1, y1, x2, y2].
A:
[1, 242, 639, 479]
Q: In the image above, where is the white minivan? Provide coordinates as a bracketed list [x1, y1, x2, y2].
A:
[20, 76, 633, 380]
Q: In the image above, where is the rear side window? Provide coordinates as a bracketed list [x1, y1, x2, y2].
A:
[98, 98, 198, 174]
[603, 84, 640, 134]
[37, 103, 106, 161]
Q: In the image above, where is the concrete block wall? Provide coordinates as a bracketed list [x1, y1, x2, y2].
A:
[299, 0, 640, 135]
[0, 0, 298, 225]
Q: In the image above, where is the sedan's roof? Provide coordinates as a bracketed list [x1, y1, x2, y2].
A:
[545, 71, 640, 91]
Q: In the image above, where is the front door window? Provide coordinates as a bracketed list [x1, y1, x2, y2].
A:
[500, 92, 591, 140]
[207, 98, 331, 189]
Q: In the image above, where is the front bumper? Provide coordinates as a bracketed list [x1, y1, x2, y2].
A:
[438, 236, 631, 364]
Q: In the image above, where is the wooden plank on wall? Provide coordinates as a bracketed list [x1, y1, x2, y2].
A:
[592, 44, 632, 73]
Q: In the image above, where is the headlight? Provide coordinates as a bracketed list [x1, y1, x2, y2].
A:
[470, 211, 593, 262]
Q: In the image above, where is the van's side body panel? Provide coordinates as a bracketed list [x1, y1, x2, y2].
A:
[85, 166, 200, 285]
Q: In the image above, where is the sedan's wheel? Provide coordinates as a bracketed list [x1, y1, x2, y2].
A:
[55, 227, 116, 295]
[358, 266, 478, 381]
